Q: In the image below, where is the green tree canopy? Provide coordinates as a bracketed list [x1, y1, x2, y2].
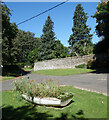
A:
[92, 1, 109, 54]
[12, 29, 40, 64]
[2, 4, 18, 65]
[68, 4, 93, 56]
[38, 15, 56, 61]
[53, 40, 69, 58]
[28, 48, 38, 65]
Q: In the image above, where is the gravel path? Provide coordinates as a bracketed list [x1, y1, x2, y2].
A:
[1, 73, 108, 95]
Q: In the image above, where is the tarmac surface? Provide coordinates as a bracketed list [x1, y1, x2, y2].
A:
[1, 72, 108, 95]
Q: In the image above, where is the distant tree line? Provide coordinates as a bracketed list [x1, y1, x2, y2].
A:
[1, 2, 109, 67]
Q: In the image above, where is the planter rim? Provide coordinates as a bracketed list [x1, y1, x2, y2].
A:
[22, 94, 74, 107]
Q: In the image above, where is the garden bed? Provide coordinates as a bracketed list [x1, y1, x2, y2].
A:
[12, 77, 74, 107]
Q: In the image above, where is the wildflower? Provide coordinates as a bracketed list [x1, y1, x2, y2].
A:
[27, 71, 29, 73]
[101, 101, 104, 103]
[22, 78, 24, 80]
[9, 90, 13, 93]
[14, 80, 16, 82]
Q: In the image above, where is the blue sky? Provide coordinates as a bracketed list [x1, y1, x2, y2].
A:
[6, 2, 100, 47]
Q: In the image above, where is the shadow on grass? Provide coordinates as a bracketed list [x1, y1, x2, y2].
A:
[1, 103, 92, 120]
[1, 104, 103, 120]
[1, 104, 52, 120]
[2, 65, 31, 77]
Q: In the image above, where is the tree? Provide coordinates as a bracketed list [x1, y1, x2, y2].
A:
[28, 48, 38, 66]
[68, 4, 93, 56]
[37, 16, 56, 61]
[12, 29, 40, 64]
[53, 40, 69, 58]
[2, 4, 18, 65]
[92, 1, 109, 54]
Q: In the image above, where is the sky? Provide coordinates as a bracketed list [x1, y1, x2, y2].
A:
[5, 2, 101, 47]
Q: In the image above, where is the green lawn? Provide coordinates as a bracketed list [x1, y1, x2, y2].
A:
[1, 86, 107, 119]
[33, 68, 95, 76]
[22, 67, 33, 71]
[0, 76, 16, 81]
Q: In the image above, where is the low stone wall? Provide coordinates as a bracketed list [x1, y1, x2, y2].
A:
[34, 54, 94, 71]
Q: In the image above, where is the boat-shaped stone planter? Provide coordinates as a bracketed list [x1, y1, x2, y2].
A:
[22, 94, 74, 107]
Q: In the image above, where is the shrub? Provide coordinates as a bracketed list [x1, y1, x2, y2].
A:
[87, 59, 96, 69]
[87, 58, 109, 69]
[75, 64, 86, 68]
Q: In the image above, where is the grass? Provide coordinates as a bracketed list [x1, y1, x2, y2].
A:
[33, 68, 95, 76]
[22, 67, 33, 71]
[1, 86, 107, 119]
[1, 76, 16, 81]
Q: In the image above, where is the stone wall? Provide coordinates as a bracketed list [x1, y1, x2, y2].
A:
[34, 54, 94, 71]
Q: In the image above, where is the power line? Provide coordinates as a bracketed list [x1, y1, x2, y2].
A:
[17, 0, 69, 26]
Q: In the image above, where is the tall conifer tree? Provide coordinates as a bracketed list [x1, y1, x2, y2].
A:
[68, 4, 93, 56]
[38, 16, 56, 61]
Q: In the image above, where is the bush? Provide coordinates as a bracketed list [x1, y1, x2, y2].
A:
[16, 63, 24, 68]
[87, 59, 96, 69]
[87, 58, 109, 69]
[75, 64, 86, 68]
[28, 48, 38, 64]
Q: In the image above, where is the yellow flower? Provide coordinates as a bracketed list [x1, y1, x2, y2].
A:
[22, 78, 24, 80]
[14, 80, 16, 82]
[9, 90, 13, 93]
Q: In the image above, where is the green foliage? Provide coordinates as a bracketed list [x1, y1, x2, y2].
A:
[13, 78, 74, 99]
[68, 4, 93, 56]
[12, 29, 40, 64]
[92, 2, 109, 54]
[28, 48, 38, 64]
[37, 16, 56, 61]
[87, 58, 109, 69]
[75, 64, 86, 68]
[2, 4, 18, 65]
[2, 4, 40, 65]
[87, 59, 96, 69]
[52, 40, 70, 58]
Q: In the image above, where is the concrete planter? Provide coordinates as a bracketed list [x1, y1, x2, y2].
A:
[22, 94, 74, 107]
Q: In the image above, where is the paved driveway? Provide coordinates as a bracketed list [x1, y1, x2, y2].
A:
[1, 73, 108, 95]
